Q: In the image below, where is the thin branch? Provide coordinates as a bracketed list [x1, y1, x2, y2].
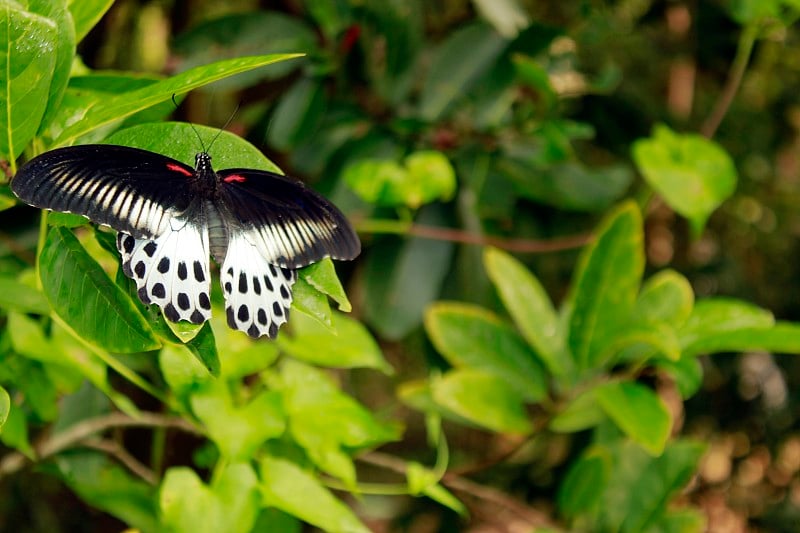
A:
[355, 218, 591, 253]
[82, 438, 158, 485]
[700, 24, 759, 138]
[358, 451, 555, 528]
[0, 412, 202, 478]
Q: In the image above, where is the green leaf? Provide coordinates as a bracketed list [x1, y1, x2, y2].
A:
[557, 452, 608, 518]
[271, 360, 400, 485]
[364, 207, 455, 340]
[594, 381, 672, 456]
[425, 302, 547, 401]
[105, 122, 281, 172]
[499, 157, 632, 212]
[278, 310, 391, 372]
[645, 508, 707, 533]
[419, 23, 507, 121]
[58, 453, 158, 533]
[406, 462, 467, 515]
[300, 258, 352, 312]
[682, 321, 800, 358]
[632, 124, 737, 235]
[53, 54, 302, 146]
[67, 0, 114, 42]
[550, 389, 606, 433]
[430, 369, 532, 434]
[403, 151, 457, 207]
[0, 274, 49, 314]
[184, 322, 220, 378]
[599, 321, 682, 364]
[656, 356, 703, 399]
[160, 464, 260, 533]
[28, 0, 76, 135]
[0, 3, 56, 163]
[39, 227, 160, 353]
[267, 77, 325, 151]
[568, 201, 644, 369]
[679, 298, 775, 356]
[345, 151, 456, 209]
[0, 386, 9, 429]
[190, 380, 285, 461]
[601, 439, 707, 532]
[290, 276, 333, 328]
[635, 270, 694, 328]
[483, 247, 568, 376]
[159, 344, 213, 402]
[0, 402, 34, 457]
[259, 456, 370, 533]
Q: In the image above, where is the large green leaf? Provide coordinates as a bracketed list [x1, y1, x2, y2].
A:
[53, 54, 301, 146]
[259, 456, 370, 533]
[594, 381, 671, 456]
[28, 0, 75, 135]
[632, 124, 737, 235]
[105, 122, 281, 172]
[431, 369, 532, 434]
[39, 227, 160, 353]
[425, 302, 547, 401]
[483, 247, 568, 376]
[568, 202, 645, 369]
[160, 464, 260, 533]
[0, 3, 56, 163]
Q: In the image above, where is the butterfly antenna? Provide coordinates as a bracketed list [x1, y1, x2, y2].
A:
[172, 93, 208, 153]
[207, 102, 241, 153]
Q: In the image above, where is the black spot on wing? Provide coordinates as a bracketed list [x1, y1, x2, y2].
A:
[177, 262, 187, 280]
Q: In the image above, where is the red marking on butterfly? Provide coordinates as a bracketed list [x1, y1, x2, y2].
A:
[166, 163, 192, 177]
[224, 174, 247, 183]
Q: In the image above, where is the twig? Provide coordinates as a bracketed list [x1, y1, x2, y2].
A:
[0, 412, 202, 478]
[358, 451, 555, 528]
[355, 218, 591, 253]
[82, 438, 158, 485]
[700, 24, 759, 138]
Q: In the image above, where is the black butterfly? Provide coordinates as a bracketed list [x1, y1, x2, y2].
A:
[11, 144, 360, 338]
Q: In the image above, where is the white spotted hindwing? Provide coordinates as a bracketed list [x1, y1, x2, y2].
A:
[116, 217, 212, 325]
[220, 231, 295, 338]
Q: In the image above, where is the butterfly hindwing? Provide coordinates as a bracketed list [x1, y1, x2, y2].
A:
[12, 145, 196, 238]
[117, 216, 212, 325]
[216, 169, 360, 269]
[221, 231, 296, 338]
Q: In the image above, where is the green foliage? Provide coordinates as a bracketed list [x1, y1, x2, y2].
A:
[3, 0, 800, 531]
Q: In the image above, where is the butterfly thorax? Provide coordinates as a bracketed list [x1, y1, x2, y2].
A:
[192, 152, 221, 198]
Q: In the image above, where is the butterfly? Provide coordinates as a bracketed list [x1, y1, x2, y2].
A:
[11, 144, 360, 338]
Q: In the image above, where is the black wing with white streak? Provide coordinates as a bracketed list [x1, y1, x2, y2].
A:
[216, 169, 361, 269]
[11, 145, 196, 238]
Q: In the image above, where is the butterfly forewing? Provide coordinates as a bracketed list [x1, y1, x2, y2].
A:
[12, 145, 196, 238]
[216, 169, 361, 268]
